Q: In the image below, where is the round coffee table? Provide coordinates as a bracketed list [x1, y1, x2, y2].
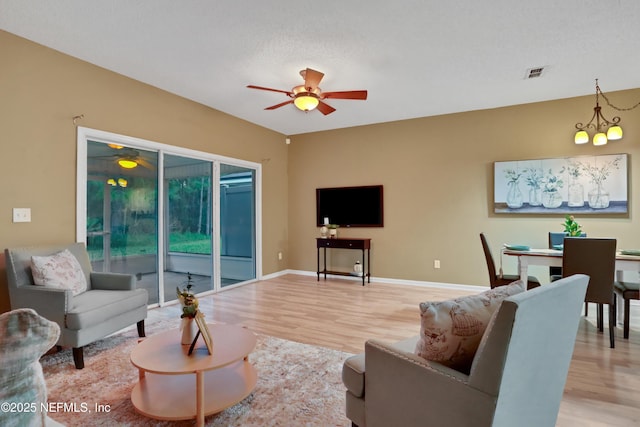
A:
[130, 323, 257, 426]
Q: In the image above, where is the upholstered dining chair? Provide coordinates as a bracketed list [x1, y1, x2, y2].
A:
[480, 233, 540, 290]
[549, 232, 587, 282]
[614, 281, 639, 339]
[550, 231, 588, 315]
[562, 237, 617, 348]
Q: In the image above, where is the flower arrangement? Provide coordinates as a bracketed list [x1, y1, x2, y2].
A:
[581, 156, 622, 187]
[541, 169, 564, 193]
[523, 167, 543, 189]
[562, 160, 583, 181]
[562, 215, 582, 236]
[504, 168, 521, 183]
[176, 272, 199, 319]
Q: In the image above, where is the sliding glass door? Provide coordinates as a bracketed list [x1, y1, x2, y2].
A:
[163, 154, 213, 301]
[220, 164, 256, 287]
[86, 141, 159, 303]
[79, 128, 260, 306]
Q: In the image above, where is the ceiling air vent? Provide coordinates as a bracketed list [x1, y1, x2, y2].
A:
[525, 66, 546, 79]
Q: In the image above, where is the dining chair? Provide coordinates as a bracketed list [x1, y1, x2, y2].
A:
[479, 233, 541, 290]
[548, 232, 566, 281]
[549, 232, 588, 281]
[562, 237, 617, 348]
[550, 231, 588, 315]
[614, 281, 639, 339]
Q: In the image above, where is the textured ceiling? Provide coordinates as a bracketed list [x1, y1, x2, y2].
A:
[2, 0, 640, 136]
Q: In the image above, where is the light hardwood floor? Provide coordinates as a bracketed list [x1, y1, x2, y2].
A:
[148, 274, 640, 426]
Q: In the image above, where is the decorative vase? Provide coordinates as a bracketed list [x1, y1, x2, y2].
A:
[568, 183, 585, 207]
[506, 181, 523, 209]
[353, 261, 363, 277]
[528, 188, 542, 206]
[181, 317, 197, 345]
[320, 225, 328, 238]
[542, 191, 562, 208]
[588, 185, 610, 209]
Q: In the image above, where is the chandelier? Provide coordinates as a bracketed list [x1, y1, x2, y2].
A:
[574, 80, 623, 146]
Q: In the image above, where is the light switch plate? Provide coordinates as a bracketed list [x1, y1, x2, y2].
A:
[13, 208, 31, 223]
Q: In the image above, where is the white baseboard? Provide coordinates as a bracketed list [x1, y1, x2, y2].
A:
[274, 269, 486, 292]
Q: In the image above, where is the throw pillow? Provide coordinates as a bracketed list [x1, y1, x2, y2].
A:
[414, 280, 525, 373]
[31, 249, 88, 296]
[0, 308, 60, 427]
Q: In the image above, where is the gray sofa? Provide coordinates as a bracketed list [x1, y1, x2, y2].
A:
[342, 274, 589, 427]
[5, 243, 148, 369]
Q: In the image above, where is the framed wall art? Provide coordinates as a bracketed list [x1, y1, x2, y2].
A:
[494, 153, 628, 214]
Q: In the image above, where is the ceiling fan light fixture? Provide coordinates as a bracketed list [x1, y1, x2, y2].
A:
[294, 94, 319, 112]
[118, 158, 138, 169]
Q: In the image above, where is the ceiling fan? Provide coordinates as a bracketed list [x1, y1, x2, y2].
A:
[247, 68, 367, 115]
[95, 146, 155, 170]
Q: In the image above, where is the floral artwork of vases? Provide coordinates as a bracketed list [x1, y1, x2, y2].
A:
[495, 155, 625, 214]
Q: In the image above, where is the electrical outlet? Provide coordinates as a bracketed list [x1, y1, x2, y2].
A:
[434, 259, 441, 269]
[278, 252, 283, 260]
[13, 208, 31, 223]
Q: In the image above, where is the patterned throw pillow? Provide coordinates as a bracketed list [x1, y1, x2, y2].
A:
[414, 280, 525, 373]
[0, 308, 60, 427]
[31, 249, 88, 296]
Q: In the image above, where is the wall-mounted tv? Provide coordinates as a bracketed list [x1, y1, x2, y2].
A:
[316, 185, 384, 227]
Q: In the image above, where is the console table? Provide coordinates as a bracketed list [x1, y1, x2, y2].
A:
[317, 238, 371, 286]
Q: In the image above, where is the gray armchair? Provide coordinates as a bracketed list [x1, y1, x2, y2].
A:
[342, 274, 589, 427]
[5, 243, 148, 369]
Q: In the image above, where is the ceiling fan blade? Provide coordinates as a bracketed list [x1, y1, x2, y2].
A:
[303, 68, 324, 91]
[247, 85, 292, 96]
[265, 100, 294, 110]
[316, 100, 336, 115]
[136, 158, 156, 170]
[322, 90, 368, 100]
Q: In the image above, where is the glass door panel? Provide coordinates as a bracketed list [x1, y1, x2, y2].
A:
[86, 141, 159, 304]
[164, 155, 213, 301]
[220, 164, 256, 287]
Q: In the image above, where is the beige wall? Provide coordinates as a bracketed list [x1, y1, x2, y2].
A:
[288, 89, 640, 286]
[0, 31, 288, 312]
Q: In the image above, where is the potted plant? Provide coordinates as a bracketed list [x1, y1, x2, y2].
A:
[327, 224, 339, 238]
[562, 215, 583, 237]
[176, 273, 199, 344]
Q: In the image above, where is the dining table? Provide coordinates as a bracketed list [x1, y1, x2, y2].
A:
[503, 246, 640, 322]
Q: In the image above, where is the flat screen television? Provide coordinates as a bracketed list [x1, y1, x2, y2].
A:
[316, 185, 384, 227]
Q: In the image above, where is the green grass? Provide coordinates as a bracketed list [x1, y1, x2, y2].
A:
[88, 232, 211, 260]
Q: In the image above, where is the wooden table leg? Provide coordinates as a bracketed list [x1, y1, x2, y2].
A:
[196, 370, 204, 427]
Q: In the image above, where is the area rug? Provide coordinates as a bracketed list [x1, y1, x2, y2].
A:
[41, 319, 353, 426]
